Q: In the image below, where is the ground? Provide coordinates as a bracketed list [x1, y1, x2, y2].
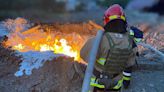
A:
[0, 47, 163, 92]
[127, 71, 164, 92]
[124, 57, 164, 92]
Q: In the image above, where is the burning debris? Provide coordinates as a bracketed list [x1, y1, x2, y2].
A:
[1, 18, 100, 76]
[3, 18, 98, 61]
[5, 26, 81, 61]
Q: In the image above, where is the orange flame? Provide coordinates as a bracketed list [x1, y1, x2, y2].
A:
[4, 25, 89, 64]
[12, 37, 80, 61]
[39, 38, 80, 60]
[13, 44, 25, 51]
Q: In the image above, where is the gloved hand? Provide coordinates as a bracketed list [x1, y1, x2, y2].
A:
[123, 80, 130, 89]
[130, 26, 143, 43]
[130, 26, 143, 38]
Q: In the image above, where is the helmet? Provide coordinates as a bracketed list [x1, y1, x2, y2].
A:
[104, 4, 126, 25]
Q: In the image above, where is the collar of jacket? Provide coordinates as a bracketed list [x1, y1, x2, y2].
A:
[104, 19, 127, 34]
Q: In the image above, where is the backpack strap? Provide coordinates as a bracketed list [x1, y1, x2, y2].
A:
[127, 34, 133, 49]
[105, 49, 110, 65]
[104, 33, 115, 48]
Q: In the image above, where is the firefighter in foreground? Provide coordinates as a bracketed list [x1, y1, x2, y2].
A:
[80, 4, 143, 92]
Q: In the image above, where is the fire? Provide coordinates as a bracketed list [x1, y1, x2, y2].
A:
[39, 38, 80, 60]
[13, 38, 80, 61]
[3, 18, 101, 65]
[13, 44, 25, 50]
[4, 23, 89, 64]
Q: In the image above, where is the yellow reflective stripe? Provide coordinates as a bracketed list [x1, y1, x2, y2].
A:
[90, 83, 105, 88]
[134, 38, 142, 43]
[129, 30, 134, 36]
[109, 15, 126, 21]
[97, 58, 106, 65]
[109, 15, 118, 20]
[113, 79, 123, 89]
[91, 77, 97, 82]
[120, 16, 126, 21]
[123, 76, 131, 81]
[90, 77, 105, 88]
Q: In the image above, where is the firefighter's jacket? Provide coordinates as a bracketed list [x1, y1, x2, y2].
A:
[80, 32, 137, 74]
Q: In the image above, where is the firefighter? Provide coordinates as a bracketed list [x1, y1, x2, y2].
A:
[80, 4, 143, 92]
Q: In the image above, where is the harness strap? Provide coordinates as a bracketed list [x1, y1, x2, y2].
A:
[104, 33, 115, 48]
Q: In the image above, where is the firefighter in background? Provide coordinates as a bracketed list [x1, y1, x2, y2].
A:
[80, 4, 143, 92]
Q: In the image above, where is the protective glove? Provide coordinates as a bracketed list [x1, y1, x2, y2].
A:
[123, 80, 130, 89]
[130, 26, 143, 43]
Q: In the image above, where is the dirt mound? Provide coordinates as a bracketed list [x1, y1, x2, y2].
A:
[0, 42, 83, 92]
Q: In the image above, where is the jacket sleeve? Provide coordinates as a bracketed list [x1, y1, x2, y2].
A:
[96, 35, 110, 65]
[80, 37, 95, 62]
[130, 26, 143, 43]
[130, 26, 143, 39]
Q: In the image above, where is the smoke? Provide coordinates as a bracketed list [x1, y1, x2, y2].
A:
[126, 0, 158, 10]
[15, 51, 65, 77]
[2, 17, 32, 33]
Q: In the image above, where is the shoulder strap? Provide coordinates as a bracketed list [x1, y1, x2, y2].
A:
[104, 33, 115, 48]
[127, 33, 133, 49]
